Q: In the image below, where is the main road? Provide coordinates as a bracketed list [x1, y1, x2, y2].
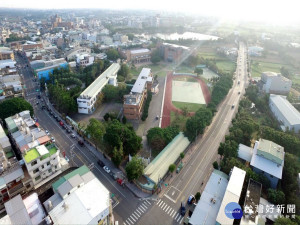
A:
[14, 52, 154, 225]
[138, 42, 249, 225]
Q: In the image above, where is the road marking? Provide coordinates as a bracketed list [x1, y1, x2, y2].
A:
[165, 205, 170, 212]
[136, 208, 143, 214]
[171, 210, 176, 218]
[174, 213, 179, 220]
[138, 206, 145, 213]
[164, 193, 176, 203]
[127, 218, 134, 225]
[129, 216, 136, 222]
[133, 212, 140, 218]
[179, 217, 184, 224]
[142, 203, 148, 209]
[167, 207, 173, 214]
[162, 204, 168, 211]
[131, 213, 138, 220]
[156, 199, 161, 205]
[160, 202, 165, 208]
[135, 210, 141, 216]
[158, 200, 163, 207]
[172, 191, 175, 196]
[123, 222, 126, 225]
[145, 200, 151, 205]
[176, 215, 182, 222]
[140, 205, 146, 210]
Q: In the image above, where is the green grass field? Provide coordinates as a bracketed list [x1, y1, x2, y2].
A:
[170, 111, 188, 131]
[251, 61, 284, 77]
[172, 101, 204, 112]
[216, 60, 236, 73]
[173, 76, 198, 83]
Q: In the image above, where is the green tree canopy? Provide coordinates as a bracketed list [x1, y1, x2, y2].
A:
[194, 67, 203, 76]
[267, 189, 285, 205]
[106, 48, 120, 61]
[169, 164, 176, 173]
[85, 118, 105, 147]
[151, 49, 161, 64]
[112, 144, 124, 167]
[118, 64, 130, 79]
[125, 156, 144, 181]
[274, 217, 297, 225]
[0, 98, 33, 121]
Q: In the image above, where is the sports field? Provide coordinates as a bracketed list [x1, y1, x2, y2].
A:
[172, 80, 206, 104]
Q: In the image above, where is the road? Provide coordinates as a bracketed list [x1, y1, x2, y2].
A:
[14, 52, 153, 225]
[138, 42, 249, 225]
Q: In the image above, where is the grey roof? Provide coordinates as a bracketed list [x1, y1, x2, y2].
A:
[189, 170, 229, 225]
[238, 144, 253, 162]
[131, 68, 152, 94]
[270, 94, 300, 126]
[130, 49, 150, 55]
[81, 171, 96, 184]
[68, 174, 84, 187]
[43, 193, 63, 213]
[3, 166, 24, 184]
[57, 180, 73, 198]
[4, 195, 33, 225]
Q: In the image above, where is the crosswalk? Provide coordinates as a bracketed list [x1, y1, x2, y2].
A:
[155, 199, 184, 224]
[123, 200, 152, 225]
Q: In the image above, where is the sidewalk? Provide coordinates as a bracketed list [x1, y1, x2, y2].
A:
[125, 182, 153, 198]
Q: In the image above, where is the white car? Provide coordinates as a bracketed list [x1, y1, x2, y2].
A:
[45, 130, 49, 135]
[103, 166, 110, 174]
[65, 156, 69, 162]
[51, 137, 55, 142]
[71, 133, 76, 138]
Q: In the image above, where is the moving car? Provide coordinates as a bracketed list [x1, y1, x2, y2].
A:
[103, 166, 110, 173]
[232, 104, 235, 109]
[187, 195, 195, 205]
[97, 160, 105, 167]
[180, 203, 186, 216]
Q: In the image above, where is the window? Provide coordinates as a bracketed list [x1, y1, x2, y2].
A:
[47, 162, 50, 166]
[41, 165, 44, 169]
[48, 169, 52, 173]
[31, 160, 37, 166]
[35, 176, 41, 181]
[270, 175, 274, 178]
[33, 168, 39, 174]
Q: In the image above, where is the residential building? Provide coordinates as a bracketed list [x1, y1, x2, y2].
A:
[0, 59, 16, 70]
[22, 42, 43, 52]
[31, 58, 68, 80]
[23, 144, 62, 186]
[123, 68, 153, 120]
[261, 72, 292, 95]
[248, 46, 264, 56]
[269, 94, 300, 132]
[5, 110, 50, 153]
[76, 53, 94, 67]
[0, 48, 14, 61]
[77, 63, 120, 114]
[189, 170, 229, 225]
[0, 124, 33, 213]
[238, 139, 285, 188]
[0, 74, 23, 100]
[0, 193, 46, 225]
[43, 165, 112, 225]
[125, 48, 151, 64]
[158, 43, 190, 63]
[216, 166, 246, 225]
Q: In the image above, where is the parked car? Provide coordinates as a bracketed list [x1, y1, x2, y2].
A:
[66, 129, 71, 133]
[97, 160, 105, 167]
[103, 166, 110, 173]
[116, 178, 125, 186]
[59, 121, 64, 126]
[180, 203, 186, 216]
[65, 156, 69, 162]
[56, 118, 60, 122]
[78, 140, 84, 147]
[176, 163, 184, 173]
[51, 137, 55, 142]
[45, 130, 49, 135]
[71, 133, 76, 138]
[187, 195, 195, 205]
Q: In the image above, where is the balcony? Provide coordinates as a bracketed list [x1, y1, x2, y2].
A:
[8, 183, 25, 197]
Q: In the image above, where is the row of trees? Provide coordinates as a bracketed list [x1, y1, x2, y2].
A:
[141, 91, 152, 121]
[146, 126, 180, 152]
[101, 84, 131, 102]
[0, 98, 33, 121]
[117, 64, 131, 82]
[209, 74, 233, 108]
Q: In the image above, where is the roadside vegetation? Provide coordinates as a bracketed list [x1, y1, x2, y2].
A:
[0, 98, 33, 120]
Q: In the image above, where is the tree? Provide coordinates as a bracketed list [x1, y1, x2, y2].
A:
[127, 33, 135, 41]
[181, 106, 189, 116]
[194, 67, 203, 77]
[104, 113, 110, 121]
[274, 217, 297, 225]
[106, 48, 120, 61]
[112, 144, 124, 167]
[267, 189, 285, 205]
[0, 98, 33, 120]
[122, 116, 127, 124]
[195, 192, 201, 202]
[180, 152, 185, 160]
[85, 118, 105, 147]
[151, 49, 161, 64]
[118, 64, 130, 79]
[125, 156, 144, 181]
[169, 164, 176, 173]
[213, 161, 219, 169]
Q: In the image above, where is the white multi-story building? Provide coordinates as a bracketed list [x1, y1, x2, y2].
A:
[43, 165, 112, 225]
[23, 144, 62, 186]
[76, 54, 94, 67]
[269, 94, 300, 132]
[77, 63, 120, 114]
[261, 72, 292, 95]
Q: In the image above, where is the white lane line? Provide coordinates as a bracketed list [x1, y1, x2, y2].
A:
[176, 215, 182, 222]
[163, 204, 168, 211]
[145, 200, 151, 205]
[140, 205, 146, 211]
[158, 200, 164, 207]
[130, 216, 136, 222]
[138, 206, 145, 213]
[142, 203, 148, 209]
[167, 207, 172, 214]
[174, 213, 179, 221]
[171, 210, 176, 218]
[179, 217, 184, 224]
[156, 199, 161, 205]
[131, 213, 138, 220]
[123, 222, 126, 225]
[133, 212, 140, 218]
[136, 208, 143, 214]
[126, 218, 133, 225]
[165, 205, 170, 212]
[160, 202, 165, 208]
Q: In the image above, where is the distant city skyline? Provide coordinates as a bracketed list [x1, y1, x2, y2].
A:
[0, 0, 299, 25]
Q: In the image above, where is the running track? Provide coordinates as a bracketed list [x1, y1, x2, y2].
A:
[161, 72, 211, 128]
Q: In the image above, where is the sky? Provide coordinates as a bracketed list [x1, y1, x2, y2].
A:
[1, 0, 300, 25]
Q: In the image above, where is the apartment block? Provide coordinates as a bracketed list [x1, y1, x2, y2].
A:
[123, 68, 153, 120]
[261, 72, 292, 95]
